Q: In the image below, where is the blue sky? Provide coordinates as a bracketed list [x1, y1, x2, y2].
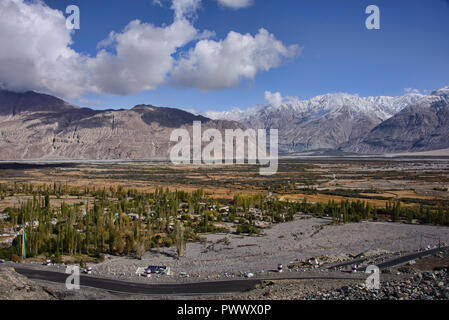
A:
[5, 0, 449, 112]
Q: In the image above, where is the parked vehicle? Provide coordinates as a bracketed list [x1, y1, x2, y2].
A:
[146, 265, 171, 275]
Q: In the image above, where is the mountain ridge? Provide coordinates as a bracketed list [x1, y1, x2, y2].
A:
[341, 87, 449, 154]
[1, 87, 448, 159]
[208, 91, 427, 153]
[0, 90, 241, 160]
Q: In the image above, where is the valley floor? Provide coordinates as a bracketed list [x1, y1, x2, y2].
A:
[1, 158, 449, 299]
[5, 216, 449, 300]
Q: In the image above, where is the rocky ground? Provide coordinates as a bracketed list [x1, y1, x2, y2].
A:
[309, 269, 449, 300]
[68, 217, 449, 283]
[10, 216, 449, 285]
[0, 266, 56, 300]
[209, 251, 449, 300]
[2, 217, 449, 300]
[2, 249, 449, 300]
[209, 269, 449, 300]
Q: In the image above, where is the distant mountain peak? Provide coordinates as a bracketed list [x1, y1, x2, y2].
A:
[210, 91, 426, 124]
[132, 104, 158, 111]
[431, 86, 449, 97]
[0, 89, 77, 115]
[0, 90, 238, 160]
[206, 87, 447, 153]
[343, 87, 449, 154]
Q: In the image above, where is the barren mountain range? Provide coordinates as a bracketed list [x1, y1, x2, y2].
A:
[0, 87, 448, 160]
[342, 87, 449, 154]
[0, 90, 240, 160]
[209, 87, 449, 154]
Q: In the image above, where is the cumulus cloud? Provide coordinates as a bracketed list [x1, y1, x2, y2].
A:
[217, 0, 254, 9]
[0, 0, 88, 98]
[204, 90, 296, 120]
[171, 28, 300, 90]
[88, 18, 198, 95]
[0, 0, 299, 99]
[264, 91, 283, 108]
[0, 0, 200, 98]
[171, 0, 202, 20]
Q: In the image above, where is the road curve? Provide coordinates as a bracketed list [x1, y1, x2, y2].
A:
[328, 246, 449, 271]
[14, 267, 260, 295]
[376, 246, 449, 270]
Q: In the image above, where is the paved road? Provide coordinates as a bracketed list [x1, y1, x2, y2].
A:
[14, 267, 365, 296]
[15, 247, 446, 296]
[14, 267, 261, 295]
[376, 246, 449, 270]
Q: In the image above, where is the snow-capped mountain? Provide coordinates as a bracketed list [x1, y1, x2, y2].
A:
[208, 91, 425, 153]
[208, 93, 425, 122]
[431, 86, 449, 97]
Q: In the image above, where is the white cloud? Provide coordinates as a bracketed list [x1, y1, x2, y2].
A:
[152, 0, 163, 7]
[217, 0, 254, 9]
[0, 0, 199, 98]
[171, 28, 300, 90]
[0, 0, 299, 99]
[404, 88, 421, 94]
[171, 0, 202, 20]
[205, 107, 246, 121]
[264, 91, 283, 108]
[88, 18, 198, 95]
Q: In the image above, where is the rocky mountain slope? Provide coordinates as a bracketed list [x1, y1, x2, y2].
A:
[0, 266, 56, 300]
[342, 87, 449, 154]
[208, 92, 425, 153]
[0, 90, 240, 160]
[1, 87, 448, 159]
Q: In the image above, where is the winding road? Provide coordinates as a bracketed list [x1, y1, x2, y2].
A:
[12, 247, 447, 296]
[327, 246, 449, 271]
[14, 267, 365, 296]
